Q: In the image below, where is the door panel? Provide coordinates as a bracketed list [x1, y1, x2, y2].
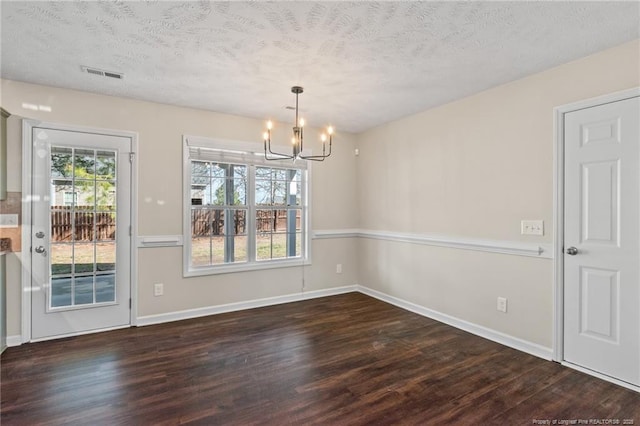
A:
[564, 96, 640, 386]
[31, 127, 132, 340]
[581, 160, 619, 244]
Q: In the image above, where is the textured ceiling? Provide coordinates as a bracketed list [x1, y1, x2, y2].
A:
[1, 1, 639, 133]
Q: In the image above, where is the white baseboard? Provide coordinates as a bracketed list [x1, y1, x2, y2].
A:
[9, 285, 553, 364]
[6, 335, 23, 347]
[357, 285, 554, 361]
[136, 285, 358, 327]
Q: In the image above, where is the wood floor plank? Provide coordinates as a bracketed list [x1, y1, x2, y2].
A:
[2, 293, 639, 425]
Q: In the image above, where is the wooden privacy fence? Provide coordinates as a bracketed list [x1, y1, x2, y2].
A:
[191, 209, 301, 237]
[51, 207, 116, 242]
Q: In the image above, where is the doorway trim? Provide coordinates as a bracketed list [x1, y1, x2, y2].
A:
[553, 87, 640, 390]
[21, 119, 139, 343]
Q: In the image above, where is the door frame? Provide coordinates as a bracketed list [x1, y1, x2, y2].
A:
[553, 87, 640, 390]
[21, 119, 139, 342]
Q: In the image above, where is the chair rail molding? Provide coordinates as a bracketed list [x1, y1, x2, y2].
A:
[313, 228, 553, 259]
[137, 235, 184, 248]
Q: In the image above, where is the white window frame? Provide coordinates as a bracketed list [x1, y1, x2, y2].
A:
[183, 135, 312, 277]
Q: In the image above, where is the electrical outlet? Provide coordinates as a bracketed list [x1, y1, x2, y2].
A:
[521, 220, 544, 236]
[154, 283, 164, 297]
[497, 297, 507, 313]
[336, 264, 343, 274]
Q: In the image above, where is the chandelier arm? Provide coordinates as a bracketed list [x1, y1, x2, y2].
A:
[297, 155, 326, 162]
[265, 134, 295, 160]
[300, 126, 304, 153]
[298, 135, 333, 160]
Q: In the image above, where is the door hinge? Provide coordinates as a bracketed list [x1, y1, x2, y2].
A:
[129, 152, 135, 163]
[129, 225, 132, 236]
[129, 298, 132, 309]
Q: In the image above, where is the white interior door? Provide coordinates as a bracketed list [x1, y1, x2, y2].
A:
[563, 96, 640, 386]
[31, 126, 132, 340]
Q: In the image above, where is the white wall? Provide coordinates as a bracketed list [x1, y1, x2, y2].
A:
[1, 80, 359, 336]
[355, 39, 640, 349]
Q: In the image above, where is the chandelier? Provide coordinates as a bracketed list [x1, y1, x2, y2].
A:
[263, 86, 334, 161]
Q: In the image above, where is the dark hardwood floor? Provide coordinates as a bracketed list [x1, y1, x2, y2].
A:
[2, 292, 639, 425]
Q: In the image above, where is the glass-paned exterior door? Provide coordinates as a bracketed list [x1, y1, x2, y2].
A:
[30, 125, 132, 341]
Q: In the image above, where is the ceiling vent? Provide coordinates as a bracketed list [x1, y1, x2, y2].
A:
[81, 66, 124, 80]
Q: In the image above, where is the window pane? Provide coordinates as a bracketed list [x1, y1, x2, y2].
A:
[273, 181, 287, 206]
[232, 178, 246, 205]
[257, 232, 273, 261]
[256, 209, 275, 233]
[209, 178, 225, 205]
[74, 211, 95, 242]
[74, 149, 95, 178]
[51, 207, 73, 242]
[233, 236, 247, 262]
[51, 243, 72, 275]
[95, 274, 116, 303]
[229, 209, 247, 236]
[291, 232, 302, 257]
[211, 163, 226, 178]
[96, 242, 115, 272]
[95, 151, 115, 180]
[210, 236, 225, 264]
[191, 161, 209, 176]
[96, 212, 116, 240]
[51, 147, 73, 178]
[192, 208, 214, 237]
[74, 242, 95, 273]
[51, 277, 72, 308]
[256, 167, 271, 179]
[255, 167, 272, 205]
[191, 174, 208, 204]
[191, 236, 211, 266]
[74, 180, 95, 209]
[74, 276, 94, 305]
[96, 181, 116, 211]
[51, 181, 74, 208]
[273, 168, 287, 181]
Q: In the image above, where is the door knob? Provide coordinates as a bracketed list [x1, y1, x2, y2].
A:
[34, 246, 47, 255]
[566, 246, 579, 256]
[35, 231, 45, 239]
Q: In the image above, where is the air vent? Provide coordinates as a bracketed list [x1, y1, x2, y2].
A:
[81, 66, 124, 80]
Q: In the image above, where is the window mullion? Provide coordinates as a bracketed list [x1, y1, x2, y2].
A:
[247, 164, 256, 262]
[301, 169, 307, 260]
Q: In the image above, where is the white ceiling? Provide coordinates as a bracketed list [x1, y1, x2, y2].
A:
[1, 1, 638, 134]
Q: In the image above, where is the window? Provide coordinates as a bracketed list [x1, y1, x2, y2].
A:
[63, 191, 77, 206]
[184, 136, 309, 276]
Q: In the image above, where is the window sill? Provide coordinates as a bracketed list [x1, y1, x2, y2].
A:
[184, 257, 311, 277]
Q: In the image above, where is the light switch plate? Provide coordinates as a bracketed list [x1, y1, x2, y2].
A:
[0, 214, 19, 228]
[521, 220, 544, 236]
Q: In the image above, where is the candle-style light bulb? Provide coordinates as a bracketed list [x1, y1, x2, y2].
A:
[321, 134, 327, 142]
[291, 137, 296, 145]
[263, 132, 269, 141]
[267, 120, 273, 130]
[299, 118, 305, 127]
[327, 126, 334, 135]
